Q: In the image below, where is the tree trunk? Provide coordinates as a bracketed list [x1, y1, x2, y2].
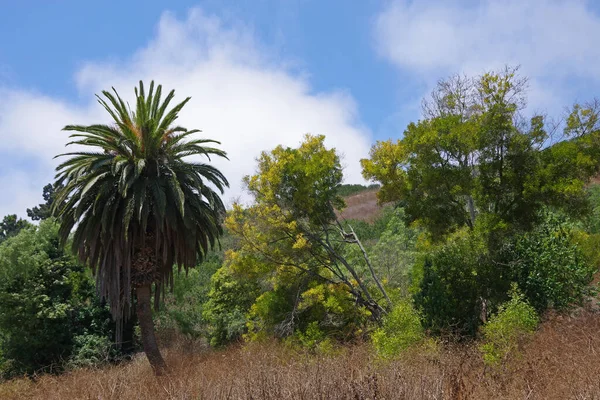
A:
[136, 284, 167, 376]
[349, 224, 393, 309]
[467, 195, 476, 227]
[120, 311, 137, 356]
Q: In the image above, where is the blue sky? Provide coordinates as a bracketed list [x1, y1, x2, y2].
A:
[1, 0, 600, 217]
[0, 0, 403, 137]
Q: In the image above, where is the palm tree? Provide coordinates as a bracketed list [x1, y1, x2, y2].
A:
[53, 81, 229, 375]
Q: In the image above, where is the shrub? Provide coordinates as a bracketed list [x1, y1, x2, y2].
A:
[0, 220, 116, 378]
[586, 184, 600, 234]
[67, 334, 116, 369]
[372, 300, 424, 359]
[413, 228, 506, 336]
[156, 252, 222, 339]
[504, 212, 596, 311]
[342, 206, 395, 242]
[479, 285, 538, 367]
[371, 207, 420, 293]
[203, 265, 261, 346]
[292, 321, 336, 354]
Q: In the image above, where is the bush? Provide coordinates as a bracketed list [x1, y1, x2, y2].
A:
[585, 184, 600, 234]
[203, 264, 262, 346]
[371, 207, 420, 293]
[372, 300, 424, 359]
[479, 285, 538, 367]
[67, 334, 116, 369]
[342, 206, 395, 242]
[413, 228, 506, 337]
[0, 220, 116, 378]
[414, 210, 596, 339]
[503, 212, 596, 311]
[155, 252, 222, 339]
[292, 321, 336, 354]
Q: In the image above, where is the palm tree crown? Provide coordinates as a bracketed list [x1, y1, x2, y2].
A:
[54, 81, 229, 343]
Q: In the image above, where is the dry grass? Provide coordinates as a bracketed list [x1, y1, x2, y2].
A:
[1, 309, 599, 400]
[337, 189, 384, 223]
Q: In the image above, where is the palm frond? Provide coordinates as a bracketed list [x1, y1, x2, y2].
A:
[53, 81, 229, 342]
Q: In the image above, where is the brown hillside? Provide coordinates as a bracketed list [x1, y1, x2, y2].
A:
[337, 189, 385, 223]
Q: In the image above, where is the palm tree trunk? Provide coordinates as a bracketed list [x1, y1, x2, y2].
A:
[136, 284, 167, 376]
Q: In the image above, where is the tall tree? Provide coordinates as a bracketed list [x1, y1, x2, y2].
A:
[53, 81, 229, 375]
[27, 183, 63, 221]
[361, 67, 599, 240]
[225, 135, 389, 339]
[0, 214, 30, 243]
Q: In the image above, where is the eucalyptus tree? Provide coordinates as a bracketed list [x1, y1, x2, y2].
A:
[53, 81, 228, 375]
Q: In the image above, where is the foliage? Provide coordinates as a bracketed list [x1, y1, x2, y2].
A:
[413, 209, 595, 337]
[479, 285, 538, 367]
[341, 206, 395, 242]
[413, 229, 501, 336]
[586, 184, 600, 234]
[155, 235, 234, 340]
[155, 251, 222, 339]
[67, 334, 117, 369]
[361, 68, 600, 240]
[370, 207, 421, 293]
[371, 300, 424, 359]
[203, 261, 262, 346]
[244, 133, 345, 226]
[152, 235, 238, 342]
[501, 212, 596, 311]
[0, 220, 115, 378]
[292, 321, 336, 354]
[220, 135, 387, 345]
[336, 183, 380, 198]
[26, 183, 63, 221]
[0, 215, 30, 244]
[52, 80, 229, 343]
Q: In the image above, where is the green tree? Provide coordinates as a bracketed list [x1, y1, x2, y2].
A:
[371, 300, 424, 359]
[53, 81, 229, 375]
[0, 214, 30, 244]
[413, 229, 500, 336]
[27, 183, 64, 221]
[221, 135, 389, 343]
[370, 207, 420, 295]
[0, 220, 114, 377]
[361, 68, 599, 240]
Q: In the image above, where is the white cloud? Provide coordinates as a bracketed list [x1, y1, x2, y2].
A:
[374, 0, 600, 114]
[0, 8, 371, 217]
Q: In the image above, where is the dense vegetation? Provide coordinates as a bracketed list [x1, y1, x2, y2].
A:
[0, 69, 599, 394]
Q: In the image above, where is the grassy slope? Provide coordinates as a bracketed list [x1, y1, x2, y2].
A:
[1, 309, 599, 399]
[337, 189, 384, 223]
[3, 186, 600, 398]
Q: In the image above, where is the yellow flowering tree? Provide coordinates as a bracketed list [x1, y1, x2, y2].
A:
[215, 135, 389, 343]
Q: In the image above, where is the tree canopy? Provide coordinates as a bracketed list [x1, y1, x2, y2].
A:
[361, 68, 600, 240]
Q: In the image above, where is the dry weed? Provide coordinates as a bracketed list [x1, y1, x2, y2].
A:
[1, 310, 599, 399]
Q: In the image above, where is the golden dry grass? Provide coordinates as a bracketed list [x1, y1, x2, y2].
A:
[337, 189, 384, 223]
[1, 309, 599, 400]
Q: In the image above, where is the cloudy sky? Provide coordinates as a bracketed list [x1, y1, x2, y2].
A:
[1, 0, 600, 218]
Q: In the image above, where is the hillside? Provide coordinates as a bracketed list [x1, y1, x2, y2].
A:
[1, 308, 598, 400]
[337, 189, 385, 223]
